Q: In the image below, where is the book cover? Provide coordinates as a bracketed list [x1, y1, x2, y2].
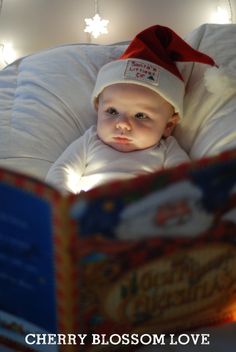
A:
[0, 147, 236, 351]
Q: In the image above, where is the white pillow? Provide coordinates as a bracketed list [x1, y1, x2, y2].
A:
[175, 23, 236, 158]
[0, 43, 127, 179]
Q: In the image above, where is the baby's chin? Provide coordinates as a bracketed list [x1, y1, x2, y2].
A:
[105, 140, 156, 153]
[107, 141, 138, 153]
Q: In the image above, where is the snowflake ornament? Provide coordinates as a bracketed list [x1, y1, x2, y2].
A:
[84, 13, 109, 38]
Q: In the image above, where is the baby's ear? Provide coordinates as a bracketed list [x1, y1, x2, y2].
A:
[94, 98, 99, 111]
[163, 113, 180, 137]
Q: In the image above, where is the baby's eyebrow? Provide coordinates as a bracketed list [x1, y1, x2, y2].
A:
[101, 98, 115, 106]
[135, 105, 158, 113]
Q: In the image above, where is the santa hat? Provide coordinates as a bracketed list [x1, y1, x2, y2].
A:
[92, 25, 220, 118]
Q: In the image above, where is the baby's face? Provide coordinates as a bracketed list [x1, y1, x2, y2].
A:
[96, 83, 178, 152]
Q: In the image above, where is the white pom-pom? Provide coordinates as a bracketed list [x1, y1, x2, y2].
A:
[204, 66, 236, 96]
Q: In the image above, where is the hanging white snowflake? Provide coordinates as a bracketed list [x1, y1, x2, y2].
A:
[84, 14, 109, 38]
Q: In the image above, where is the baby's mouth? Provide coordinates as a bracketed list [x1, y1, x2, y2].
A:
[113, 136, 132, 144]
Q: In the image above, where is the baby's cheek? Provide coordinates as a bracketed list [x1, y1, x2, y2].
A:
[97, 123, 110, 142]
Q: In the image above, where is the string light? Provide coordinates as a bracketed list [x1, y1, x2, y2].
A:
[84, 0, 109, 39]
[212, 0, 233, 23]
[1, 42, 17, 64]
[0, 0, 17, 67]
[215, 6, 231, 23]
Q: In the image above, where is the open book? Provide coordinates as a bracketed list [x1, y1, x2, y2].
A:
[0, 148, 236, 351]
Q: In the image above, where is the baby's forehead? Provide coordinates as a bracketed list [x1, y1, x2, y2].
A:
[100, 83, 173, 109]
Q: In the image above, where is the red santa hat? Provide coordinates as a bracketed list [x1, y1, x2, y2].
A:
[92, 24, 219, 118]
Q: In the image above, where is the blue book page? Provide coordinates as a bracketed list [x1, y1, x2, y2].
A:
[0, 182, 57, 334]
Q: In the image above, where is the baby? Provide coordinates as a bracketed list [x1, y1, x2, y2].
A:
[46, 82, 188, 193]
[46, 24, 216, 194]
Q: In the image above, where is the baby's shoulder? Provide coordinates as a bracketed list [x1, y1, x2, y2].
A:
[160, 135, 180, 148]
[84, 124, 97, 137]
[82, 125, 99, 143]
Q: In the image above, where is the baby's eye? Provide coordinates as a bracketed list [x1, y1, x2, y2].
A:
[135, 112, 149, 120]
[106, 107, 119, 116]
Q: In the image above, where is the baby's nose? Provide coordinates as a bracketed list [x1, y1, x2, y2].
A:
[116, 116, 131, 131]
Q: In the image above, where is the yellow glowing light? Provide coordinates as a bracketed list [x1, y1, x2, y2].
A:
[1, 42, 17, 65]
[212, 5, 232, 23]
[84, 13, 109, 39]
[66, 169, 80, 194]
